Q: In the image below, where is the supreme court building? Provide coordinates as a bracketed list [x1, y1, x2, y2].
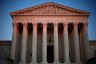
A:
[10, 2, 90, 64]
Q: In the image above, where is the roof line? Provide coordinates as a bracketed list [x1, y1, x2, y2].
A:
[10, 2, 90, 16]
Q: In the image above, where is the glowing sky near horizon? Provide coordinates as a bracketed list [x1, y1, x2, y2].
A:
[0, 0, 96, 40]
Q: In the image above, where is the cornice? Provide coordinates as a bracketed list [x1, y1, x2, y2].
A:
[12, 14, 89, 16]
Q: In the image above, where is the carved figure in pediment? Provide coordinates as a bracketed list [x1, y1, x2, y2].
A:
[10, 2, 90, 15]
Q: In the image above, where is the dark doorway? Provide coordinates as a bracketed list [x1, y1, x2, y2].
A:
[47, 46, 54, 63]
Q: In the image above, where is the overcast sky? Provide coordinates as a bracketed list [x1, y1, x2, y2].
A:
[0, 0, 96, 40]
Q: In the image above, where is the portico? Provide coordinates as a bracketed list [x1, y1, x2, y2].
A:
[10, 2, 90, 64]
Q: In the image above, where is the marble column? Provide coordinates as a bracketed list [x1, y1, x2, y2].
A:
[63, 23, 71, 64]
[73, 23, 81, 64]
[53, 23, 59, 64]
[11, 22, 18, 61]
[20, 23, 28, 64]
[83, 23, 89, 61]
[81, 29, 86, 63]
[79, 32, 83, 62]
[42, 23, 48, 64]
[79, 30, 85, 62]
[31, 23, 37, 64]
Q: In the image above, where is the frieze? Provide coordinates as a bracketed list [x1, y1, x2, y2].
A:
[13, 15, 87, 21]
[13, 18, 87, 23]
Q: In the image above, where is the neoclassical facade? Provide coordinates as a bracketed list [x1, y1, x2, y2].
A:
[10, 2, 90, 64]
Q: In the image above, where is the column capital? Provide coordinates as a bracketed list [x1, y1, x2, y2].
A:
[63, 22, 68, 27]
[73, 22, 78, 27]
[63, 22, 68, 25]
[53, 22, 58, 27]
[32, 23, 37, 26]
[22, 22, 28, 27]
[12, 22, 18, 28]
[83, 22, 88, 28]
[42, 23, 47, 27]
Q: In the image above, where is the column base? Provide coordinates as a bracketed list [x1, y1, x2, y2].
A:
[64, 61, 71, 64]
[53, 61, 60, 64]
[30, 62, 37, 64]
[41, 61, 48, 64]
[75, 61, 82, 64]
[19, 62, 26, 64]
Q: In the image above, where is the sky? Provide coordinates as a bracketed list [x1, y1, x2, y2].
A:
[0, 0, 96, 40]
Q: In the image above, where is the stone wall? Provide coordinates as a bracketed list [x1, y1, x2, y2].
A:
[0, 41, 11, 64]
[88, 41, 96, 60]
[0, 46, 11, 64]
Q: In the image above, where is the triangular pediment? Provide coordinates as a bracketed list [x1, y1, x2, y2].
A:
[10, 2, 90, 16]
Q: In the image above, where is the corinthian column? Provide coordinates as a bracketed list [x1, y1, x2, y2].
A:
[11, 22, 18, 62]
[20, 23, 28, 64]
[30, 23, 37, 64]
[73, 23, 81, 64]
[63, 23, 71, 64]
[53, 23, 60, 64]
[83, 22, 89, 61]
[42, 23, 48, 64]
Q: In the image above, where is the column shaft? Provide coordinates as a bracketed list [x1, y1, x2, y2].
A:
[42, 23, 47, 63]
[63, 23, 70, 63]
[74, 23, 81, 63]
[83, 23, 89, 61]
[54, 23, 59, 63]
[11, 23, 18, 61]
[21, 23, 28, 64]
[82, 29, 86, 63]
[31, 23, 37, 63]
